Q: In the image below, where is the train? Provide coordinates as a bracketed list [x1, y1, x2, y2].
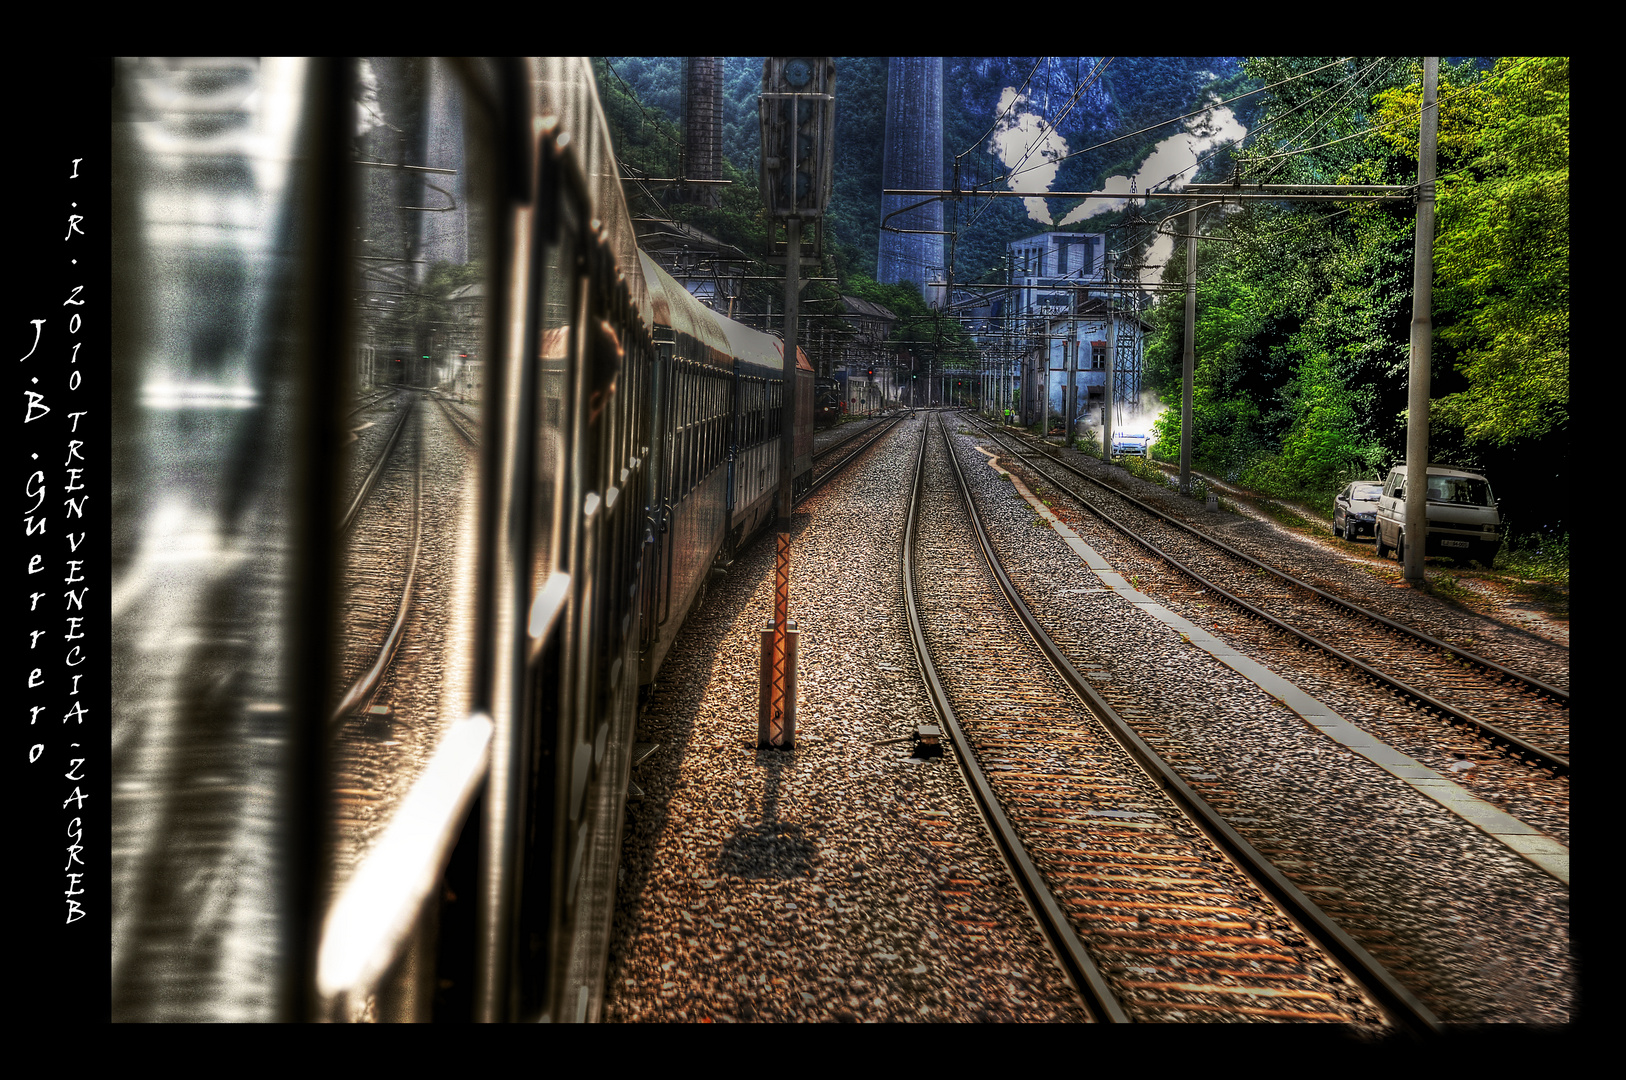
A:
[110, 56, 812, 1022]
[813, 376, 843, 429]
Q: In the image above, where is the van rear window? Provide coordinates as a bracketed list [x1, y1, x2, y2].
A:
[1425, 477, 1493, 506]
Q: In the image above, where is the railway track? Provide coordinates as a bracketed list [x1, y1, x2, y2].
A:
[805, 413, 905, 499]
[326, 390, 481, 924]
[431, 392, 480, 448]
[334, 396, 424, 723]
[905, 414, 1436, 1030]
[967, 418, 1568, 777]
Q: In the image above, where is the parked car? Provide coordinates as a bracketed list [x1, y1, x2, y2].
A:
[1111, 431, 1150, 457]
[1374, 464, 1501, 565]
[1333, 481, 1383, 540]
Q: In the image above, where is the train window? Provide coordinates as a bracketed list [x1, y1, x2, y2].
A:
[705, 375, 716, 473]
[110, 55, 504, 1020]
[711, 375, 722, 471]
[679, 362, 693, 494]
[339, 55, 500, 889]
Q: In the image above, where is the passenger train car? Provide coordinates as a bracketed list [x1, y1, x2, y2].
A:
[110, 56, 811, 1022]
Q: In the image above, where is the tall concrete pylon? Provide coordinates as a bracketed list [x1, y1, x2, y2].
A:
[878, 57, 943, 307]
[683, 56, 723, 208]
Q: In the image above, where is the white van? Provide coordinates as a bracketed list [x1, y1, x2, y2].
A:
[1374, 464, 1501, 565]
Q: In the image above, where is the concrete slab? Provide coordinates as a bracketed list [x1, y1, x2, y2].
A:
[984, 452, 1570, 887]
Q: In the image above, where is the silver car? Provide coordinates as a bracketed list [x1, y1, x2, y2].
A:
[1333, 482, 1382, 540]
[1111, 431, 1150, 457]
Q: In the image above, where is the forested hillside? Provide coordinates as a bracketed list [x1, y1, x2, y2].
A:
[595, 56, 1568, 554]
[1141, 57, 1567, 550]
[599, 57, 1245, 279]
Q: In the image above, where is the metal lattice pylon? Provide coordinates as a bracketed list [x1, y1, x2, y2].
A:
[1112, 270, 1143, 417]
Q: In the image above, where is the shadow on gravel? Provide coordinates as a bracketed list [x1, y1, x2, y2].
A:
[714, 750, 818, 879]
[713, 821, 817, 880]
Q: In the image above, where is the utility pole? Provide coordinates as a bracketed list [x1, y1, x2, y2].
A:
[1181, 203, 1197, 494]
[1040, 323, 1050, 438]
[1066, 296, 1078, 445]
[757, 57, 835, 749]
[1102, 245, 1115, 462]
[1404, 57, 1439, 585]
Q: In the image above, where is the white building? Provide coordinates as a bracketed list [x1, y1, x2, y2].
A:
[1003, 232, 1146, 430]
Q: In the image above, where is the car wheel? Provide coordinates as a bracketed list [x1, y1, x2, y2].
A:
[1333, 514, 1344, 538]
[1395, 531, 1405, 563]
[1375, 528, 1389, 559]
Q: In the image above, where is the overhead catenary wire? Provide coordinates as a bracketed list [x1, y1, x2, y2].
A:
[947, 57, 1387, 290]
[1243, 57, 1407, 183]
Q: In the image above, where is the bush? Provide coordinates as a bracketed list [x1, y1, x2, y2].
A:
[1496, 529, 1569, 586]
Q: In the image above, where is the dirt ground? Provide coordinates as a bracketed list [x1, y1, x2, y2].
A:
[1218, 481, 1569, 648]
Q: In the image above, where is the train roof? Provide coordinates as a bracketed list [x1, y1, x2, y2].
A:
[781, 340, 815, 374]
[532, 57, 653, 337]
[712, 313, 815, 374]
[638, 251, 734, 367]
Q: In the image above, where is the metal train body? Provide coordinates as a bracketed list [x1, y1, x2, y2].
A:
[638, 254, 814, 683]
[110, 56, 809, 1022]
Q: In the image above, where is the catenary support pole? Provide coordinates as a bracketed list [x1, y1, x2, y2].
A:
[1180, 204, 1197, 494]
[769, 215, 800, 746]
[1403, 57, 1438, 585]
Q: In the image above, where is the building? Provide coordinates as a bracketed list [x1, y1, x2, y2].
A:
[994, 232, 1148, 430]
[836, 295, 902, 412]
[1008, 230, 1107, 316]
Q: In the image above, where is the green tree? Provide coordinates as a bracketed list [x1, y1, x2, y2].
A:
[1373, 57, 1569, 446]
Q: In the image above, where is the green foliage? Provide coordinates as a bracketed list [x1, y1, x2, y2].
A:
[1144, 56, 1567, 531]
[1497, 528, 1569, 587]
[1374, 57, 1570, 446]
[1425, 573, 1474, 604]
[845, 272, 981, 372]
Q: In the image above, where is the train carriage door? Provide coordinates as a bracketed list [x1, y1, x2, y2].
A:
[485, 113, 597, 1023]
[493, 97, 649, 1017]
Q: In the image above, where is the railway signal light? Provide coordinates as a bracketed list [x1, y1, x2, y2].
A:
[759, 57, 835, 219]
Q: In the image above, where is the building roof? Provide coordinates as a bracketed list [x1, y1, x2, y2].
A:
[841, 295, 897, 321]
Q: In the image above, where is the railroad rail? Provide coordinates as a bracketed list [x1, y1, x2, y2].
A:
[431, 392, 480, 448]
[332, 402, 424, 725]
[803, 413, 907, 501]
[968, 417, 1568, 777]
[905, 413, 1438, 1030]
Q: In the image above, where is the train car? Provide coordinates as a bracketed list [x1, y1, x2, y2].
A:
[637, 252, 736, 684]
[110, 54, 821, 1025]
[107, 55, 718, 1024]
[711, 314, 816, 551]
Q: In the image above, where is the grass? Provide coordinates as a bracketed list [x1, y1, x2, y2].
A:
[1495, 530, 1569, 588]
[1117, 453, 1221, 510]
[1424, 573, 1475, 604]
[1257, 499, 1310, 530]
